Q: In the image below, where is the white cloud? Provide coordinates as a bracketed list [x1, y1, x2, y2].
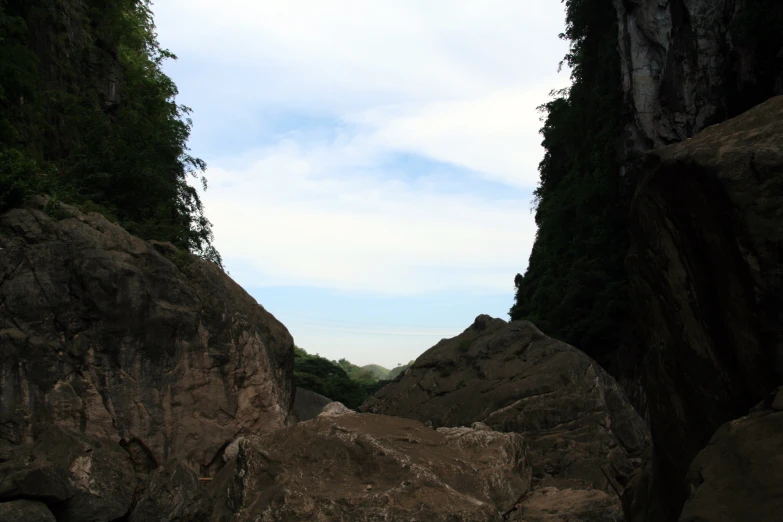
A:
[202, 138, 538, 295]
[151, 0, 571, 297]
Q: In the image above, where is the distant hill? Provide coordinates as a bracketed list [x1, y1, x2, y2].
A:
[361, 364, 390, 380]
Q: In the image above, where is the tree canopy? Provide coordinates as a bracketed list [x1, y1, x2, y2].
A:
[510, 0, 631, 366]
[0, 0, 220, 264]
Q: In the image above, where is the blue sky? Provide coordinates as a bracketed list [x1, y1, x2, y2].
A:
[152, 1, 571, 368]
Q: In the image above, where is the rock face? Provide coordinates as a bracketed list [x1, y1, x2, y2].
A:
[678, 387, 783, 522]
[361, 316, 648, 517]
[614, 0, 783, 173]
[209, 411, 531, 521]
[292, 386, 333, 422]
[0, 197, 295, 477]
[0, 427, 135, 522]
[129, 463, 213, 522]
[626, 96, 783, 518]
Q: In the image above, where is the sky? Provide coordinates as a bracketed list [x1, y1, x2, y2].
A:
[152, 1, 572, 368]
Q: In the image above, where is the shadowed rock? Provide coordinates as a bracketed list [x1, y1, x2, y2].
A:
[678, 387, 783, 522]
[292, 387, 333, 422]
[0, 500, 56, 522]
[129, 463, 213, 522]
[0, 428, 135, 522]
[209, 412, 532, 521]
[0, 196, 295, 476]
[626, 95, 783, 519]
[361, 316, 648, 517]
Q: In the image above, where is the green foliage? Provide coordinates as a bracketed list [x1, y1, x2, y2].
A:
[510, 0, 631, 361]
[294, 347, 386, 409]
[359, 364, 391, 381]
[0, 0, 220, 266]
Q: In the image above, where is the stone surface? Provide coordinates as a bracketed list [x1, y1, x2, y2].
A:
[613, 0, 783, 174]
[626, 96, 783, 518]
[679, 404, 783, 522]
[0, 196, 295, 475]
[0, 500, 56, 522]
[0, 427, 135, 522]
[510, 487, 623, 522]
[129, 463, 213, 522]
[317, 401, 355, 418]
[292, 386, 333, 422]
[209, 412, 532, 521]
[361, 315, 648, 516]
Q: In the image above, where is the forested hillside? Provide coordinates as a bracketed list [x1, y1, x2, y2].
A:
[0, 0, 219, 264]
[510, 0, 633, 376]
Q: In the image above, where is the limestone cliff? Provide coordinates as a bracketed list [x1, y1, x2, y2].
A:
[614, 0, 783, 173]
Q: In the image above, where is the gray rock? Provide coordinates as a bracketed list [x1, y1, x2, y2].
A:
[292, 386, 333, 422]
[0, 196, 295, 475]
[129, 463, 212, 522]
[209, 412, 531, 521]
[626, 95, 783, 519]
[360, 316, 648, 517]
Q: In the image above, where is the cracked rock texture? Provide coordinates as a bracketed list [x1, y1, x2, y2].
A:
[625, 96, 783, 520]
[209, 412, 531, 521]
[360, 315, 648, 518]
[0, 196, 295, 477]
[614, 0, 783, 173]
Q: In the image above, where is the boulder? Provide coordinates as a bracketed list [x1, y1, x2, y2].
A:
[209, 412, 532, 521]
[0, 500, 55, 522]
[129, 463, 213, 522]
[510, 487, 623, 522]
[292, 386, 333, 422]
[0, 428, 135, 522]
[678, 389, 783, 522]
[0, 196, 295, 475]
[360, 316, 648, 518]
[626, 95, 783, 517]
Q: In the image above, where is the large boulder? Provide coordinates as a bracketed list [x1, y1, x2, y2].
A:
[678, 387, 783, 522]
[209, 411, 532, 521]
[626, 95, 783, 518]
[0, 196, 295, 475]
[360, 316, 648, 515]
[0, 427, 135, 522]
[292, 386, 333, 422]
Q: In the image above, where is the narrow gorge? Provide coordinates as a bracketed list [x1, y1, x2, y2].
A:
[0, 1, 781, 521]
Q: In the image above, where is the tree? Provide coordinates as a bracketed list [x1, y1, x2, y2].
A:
[0, 0, 220, 265]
